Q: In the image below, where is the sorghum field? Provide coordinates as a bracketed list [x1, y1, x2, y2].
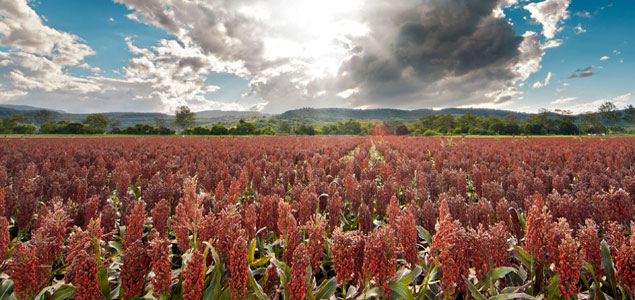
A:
[0, 136, 634, 300]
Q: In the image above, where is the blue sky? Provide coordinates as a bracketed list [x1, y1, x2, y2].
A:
[0, 0, 632, 114]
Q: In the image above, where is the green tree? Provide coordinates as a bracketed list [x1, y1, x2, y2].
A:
[295, 123, 315, 135]
[579, 112, 604, 133]
[33, 110, 52, 127]
[624, 104, 634, 123]
[433, 115, 455, 133]
[174, 106, 196, 134]
[210, 124, 229, 135]
[83, 114, 110, 133]
[278, 121, 291, 134]
[598, 101, 621, 126]
[1, 114, 29, 133]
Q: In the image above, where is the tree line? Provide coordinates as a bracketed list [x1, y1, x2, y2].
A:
[1, 103, 633, 136]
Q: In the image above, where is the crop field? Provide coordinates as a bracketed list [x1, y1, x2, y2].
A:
[0, 136, 633, 300]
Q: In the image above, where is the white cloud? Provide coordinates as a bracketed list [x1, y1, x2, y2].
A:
[108, 17, 114, 22]
[541, 39, 563, 49]
[532, 71, 552, 88]
[0, 0, 95, 66]
[551, 96, 576, 104]
[600, 56, 609, 61]
[574, 11, 591, 18]
[565, 93, 632, 113]
[613, 50, 621, 55]
[574, 24, 586, 34]
[1, 0, 558, 113]
[524, 0, 571, 40]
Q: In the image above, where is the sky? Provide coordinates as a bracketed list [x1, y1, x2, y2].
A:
[0, 0, 633, 114]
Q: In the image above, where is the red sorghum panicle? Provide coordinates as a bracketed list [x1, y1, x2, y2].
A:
[420, 199, 437, 234]
[242, 202, 258, 240]
[78, 195, 99, 229]
[387, 195, 400, 226]
[214, 180, 225, 203]
[615, 223, 635, 294]
[578, 219, 602, 276]
[288, 243, 310, 300]
[257, 195, 279, 235]
[121, 240, 150, 299]
[604, 221, 625, 255]
[197, 213, 216, 247]
[151, 198, 169, 237]
[149, 234, 172, 298]
[173, 201, 192, 253]
[31, 199, 71, 263]
[295, 190, 317, 225]
[331, 227, 365, 285]
[100, 202, 117, 236]
[182, 250, 205, 300]
[7, 243, 48, 299]
[470, 225, 492, 280]
[328, 193, 343, 232]
[395, 209, 419, 267]
[65, 251, 102, 300]
[525, 193, 556, 264]
[486, 222, 511, 269]
[215, 205, 244, 260]
[305, 214, 326, 273]
[0, 217, 8, 261]
[363, 226, 398, 297]
[264, 263, 279, 294]
[431, 199, 471, 296]
[228, 235, 248, 300]
[124, 201, 146, 247]
[554, 222, 580, 298]
[358, 202, 372, 233]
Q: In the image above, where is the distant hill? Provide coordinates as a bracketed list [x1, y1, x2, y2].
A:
[278, 107, 533, 122]
[0, 106, 265, 128]
[195, 110, 264, 118]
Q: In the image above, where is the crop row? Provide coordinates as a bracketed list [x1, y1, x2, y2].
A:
[0, 136, 633, 299]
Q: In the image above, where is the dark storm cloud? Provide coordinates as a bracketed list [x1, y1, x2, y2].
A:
[337, 0, 531, 108]
[568, 66, 595, 78]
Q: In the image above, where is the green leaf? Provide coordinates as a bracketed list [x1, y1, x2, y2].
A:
[250, 256, 271, 268]
[355, 287, 382, 300]
[0, 280, 15, 300]
[248, 238, 257, 263]
[313, 277, 337, 300]
[389, 281, 415, 300]
[98, 266, 112, 300]
[477, 267, 516, 289]
[399, 265, 423, 285]
[50, 285, 76, 300]
[465, 278, 487, 300]
[600, 240, 617, 296]
[203, 264, 223, 300]
[513, 246, 532, 269]
[416, 226, 431, 245]
[248, 268, 269, 300]
[108, 240, 123, 255]
[489, 293, 537, 300]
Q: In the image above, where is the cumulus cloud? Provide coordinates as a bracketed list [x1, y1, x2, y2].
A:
[111, 0, 554, 112]
[574, 24, 586, 34]
[574, 11, 591, 18]
[0, 0, 263, 112]
[551, 96, 576, 104]
[568, 66, 595, 79]
[600, 56, 609, 61]
[533, 71, 552, 88]
[524, 0, 571, 40]
[2, 0, 558, 112]
[566, 93, 632, 114]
